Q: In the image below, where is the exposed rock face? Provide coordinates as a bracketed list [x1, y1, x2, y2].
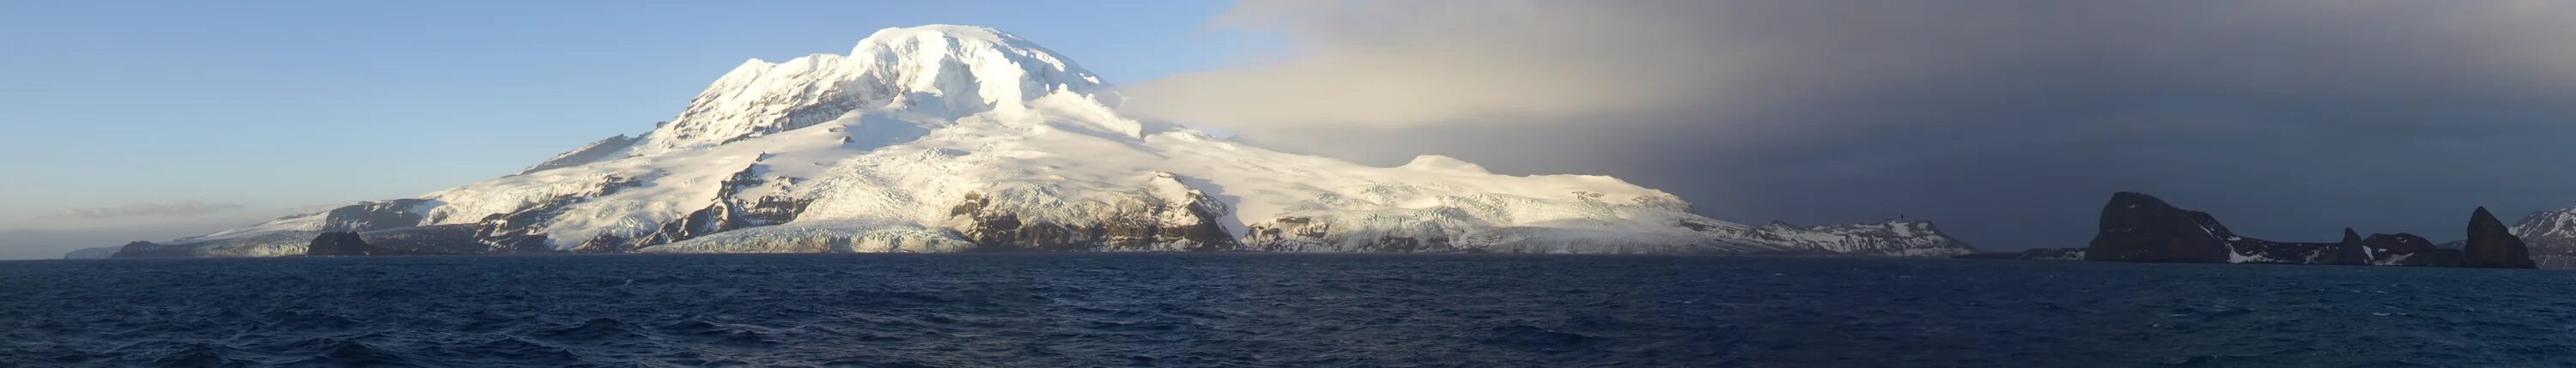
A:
[1735, 220, 1974, 256]
[2464, 208, 2538, 268]
[305, 232, 376, 256]
[2505, 209, 2576, 268]
[613, 165, 812, 252]
[2075, 192, 2519, 268]
[2360, 233, 2458, 267]
[950, 172, 1242, 251]
[321, 199, 436, 232]
[2086, 192, 2235, 262]
[357, 225, 492, 255]
[1243, 214, 1462, 253]
[2228, 241, 2346, 264]
[2315, 228, 2371, 266]
[473, 174, 647, 252]
[2367, 233, 2438, 253]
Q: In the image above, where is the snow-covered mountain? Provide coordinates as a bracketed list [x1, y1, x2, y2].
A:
[2508, 208, 2576, 268]
[98, 25, 1972, 257]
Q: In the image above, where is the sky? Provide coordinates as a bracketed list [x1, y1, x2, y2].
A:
[7, 1, 2576, 259]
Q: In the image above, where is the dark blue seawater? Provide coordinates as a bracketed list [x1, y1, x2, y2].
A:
[4, 255, 2574, 367]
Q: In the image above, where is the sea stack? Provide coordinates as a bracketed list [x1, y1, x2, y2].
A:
[2319, 228, 2370, 265]
[2463, 208, 2538, 268]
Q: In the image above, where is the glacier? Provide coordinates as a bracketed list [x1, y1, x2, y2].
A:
[96, 25, 1973, 257]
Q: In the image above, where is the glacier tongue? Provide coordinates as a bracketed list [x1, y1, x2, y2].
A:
[118, 24, 1975, 258]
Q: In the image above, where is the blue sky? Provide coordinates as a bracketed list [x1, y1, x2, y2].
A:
[0, 0, 1258, 233]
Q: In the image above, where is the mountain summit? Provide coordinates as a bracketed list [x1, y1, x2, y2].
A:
[638, 25, 1119, 155]
[92, 25, 1972, 258]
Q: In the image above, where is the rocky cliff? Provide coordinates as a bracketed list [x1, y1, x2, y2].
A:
[2043, 192, 2532, 268]
[2464, 208, 2537, 268]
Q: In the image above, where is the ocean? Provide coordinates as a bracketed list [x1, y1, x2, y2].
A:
[3, 254, 2571, 367]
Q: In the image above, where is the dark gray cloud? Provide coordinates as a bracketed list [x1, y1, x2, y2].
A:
[53, 200, 249, 219]
[1134, 1, 2576, 250]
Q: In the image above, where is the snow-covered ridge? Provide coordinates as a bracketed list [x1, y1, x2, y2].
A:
[636, 25, 1118, 156]
[2508, 208, 2576, 268]
[104, 24, 1973, 258]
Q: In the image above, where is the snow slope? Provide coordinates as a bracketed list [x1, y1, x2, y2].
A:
[113, 25, 1972, 257]
[2508, 208, 2576, 268]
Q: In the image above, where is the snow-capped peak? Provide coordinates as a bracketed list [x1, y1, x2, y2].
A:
[637, 24, 1113, 155]
[2513, 208, 2576, 238]
[116, 24, 1974, 259]
[2512, 207, 2576, 268]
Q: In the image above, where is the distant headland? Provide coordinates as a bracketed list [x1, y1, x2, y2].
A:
[1956, 192, 2535, 268]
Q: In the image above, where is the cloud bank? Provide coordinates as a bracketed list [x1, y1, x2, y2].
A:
[1129, 1, 2576, 249]
[52, 200, 249, 219]
[0, 206, 299, 260]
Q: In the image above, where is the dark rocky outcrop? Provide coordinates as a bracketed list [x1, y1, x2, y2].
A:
[305, 232, 377, 256]
[2368, 233, 2439, 254]
[473, 174, 647, 252]
[952, 192, 1242, 251]
[2503, 211, 2576, 268]
[612, 165, 811, 252]
[2085, 192, 2239, 262]
[951, 172, 1243, 251]
[305, 229, 501, 256]
[2314, 228, 2371, 266]
[358, 224, 496, 255]
[1243, 214, 1461, 252]
[2360, 233, 2459, 267]
[2464, 208, 2538, 268]
[2061, 191, 2531, 269]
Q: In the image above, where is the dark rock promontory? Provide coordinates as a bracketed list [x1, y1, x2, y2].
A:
[1987, 191, 2537, 268]
[2318, 228, 2369, 266]
[306, 232, 379, 256]
[2464, 208, 2538, 268]
[2084, 192, 2233, 263]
